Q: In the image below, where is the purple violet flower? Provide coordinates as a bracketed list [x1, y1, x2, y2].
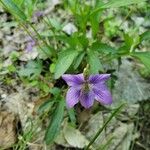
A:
[32, 11, 43, 22]
[25, 38, 36, 52]
[62, 74, 113, 108]
[34, 11, 43, 17]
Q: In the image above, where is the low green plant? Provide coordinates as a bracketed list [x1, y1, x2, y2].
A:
[0, 0, 149, 148]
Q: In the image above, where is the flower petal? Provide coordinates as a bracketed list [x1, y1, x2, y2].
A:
[80, 91, 95, 108]
[62, 74, 84, 87]
[92, 84, 112, 105]
[66, 87, 81, 108]
[89, 74, 110, 84]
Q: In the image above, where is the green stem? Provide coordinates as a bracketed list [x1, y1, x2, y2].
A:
[0, 0, 55, 57]
[20, 23, 50, 56]
[84, 103, 125, 150]
[119, 8, 133, 28]
[29, 22, 56, 56]
[99, 136, 114, 150]
[29, 23, 48, 45]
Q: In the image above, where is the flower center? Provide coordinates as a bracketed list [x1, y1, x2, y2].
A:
[82, 81, 90, 93]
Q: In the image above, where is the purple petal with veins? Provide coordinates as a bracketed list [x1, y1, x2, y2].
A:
[66, 87, 81, 108]
[80, 91, 95, 108]
[92, 84, 112, 105]
[62, 74, 84, 87]
[89, 74, 110, 84]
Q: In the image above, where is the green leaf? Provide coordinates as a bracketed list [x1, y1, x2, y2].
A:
[24, 0, 35, 18]
[90, 11, 102, 38]
[49, 87, 61, 96]
[67, 108, 76, 126]
[54, 50, 78, 79]
[131, 52, 150, 71]
[38, 100, 54, 114]
[49, 18, 62, 30]
[55, 35, 77, 48]
[0, 0, 27, 21]
[13, 0, 24, 6]
[91, 0, 146, 14]
[124, 34, 140, 52]
[88, 50, 104, 74]
[140, 30, 150, 41]
[18, 60, 42, 79]
[78, 35, 89, 49]
[91, 42, 117, 54]
[73, 51, 85, 69]
[45, 100, 65, 144]
[41, 45, 55, 57]
[124, 34, 133, 49]
[117, 46, 130, 55]
[66, 0, 79, 14]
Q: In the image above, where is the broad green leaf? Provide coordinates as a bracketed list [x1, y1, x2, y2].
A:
[0, 0, 27, 21]
[54, 50, 78, 79]
[88, 50, 104, 74]
[45, 100, 65, 144]
[140, 30, 150, 41]
[91, 42, 117, 54]
[91, 0, 146, 15]
[131, 52, 150, 71]
[73, 51, 85, 69]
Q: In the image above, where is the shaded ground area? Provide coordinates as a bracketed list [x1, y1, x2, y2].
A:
[133, 101, 150, 150]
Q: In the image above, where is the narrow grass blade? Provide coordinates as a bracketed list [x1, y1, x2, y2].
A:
[91, 0, 146, 15]
[84, 103, 125, 150]
[0, 0, 27, 21]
